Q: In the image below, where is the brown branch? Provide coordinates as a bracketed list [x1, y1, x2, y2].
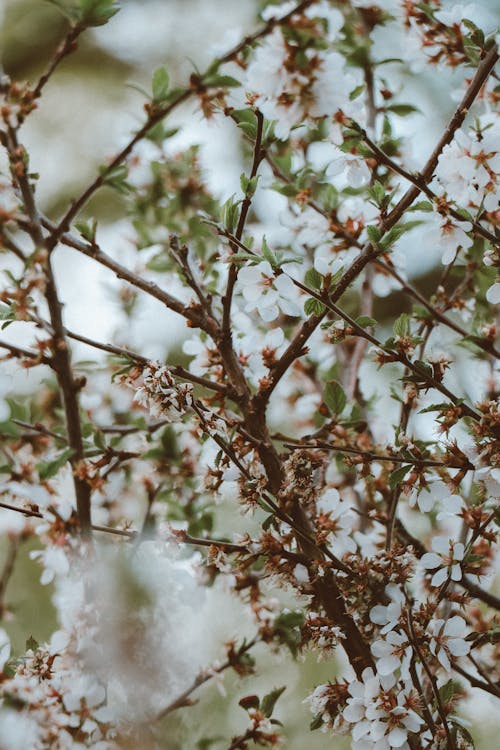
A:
[64, 328, 231, 396]
[39, 219, 220, 339]
[358, 127, 499, 248]
[259, 43, 499, 403]
[222, 109, 265, 339]
[283, 440, 471, 470]
[0, 338, 51, 365]
[47, 0, 317, 245]
[406, 606, 457, 750]
[452, 662, 500, 698]
[31, 25, 84, 104]
[374, 259, 500, 359]
[4, 126, 92, 535]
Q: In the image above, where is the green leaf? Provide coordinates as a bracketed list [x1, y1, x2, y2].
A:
[380, 220, 422, 250]
[152, 67, 170, 102]
[409, 200, 433, 212]
[79, 0, 120, 26]
[93, 430, 106, 450]
[304, 297, 325, 316]
[349, 84, 365, 100]
[25, 635, 39, 652]
[389, 464, 411, 489]
[261, 237, 278, 268]
[146, 253, 171, 272]
[310, 713, 324, 731]
[75, 218, 97, 244]
[100, 163, 131, 194]
[386, 103, 419, 116]
[304, 267, 323, 290]
[220, 195, 241, 234]
[438, 679, 457, 704]
[367, 224, 382, 245]
[324, 380, 347, 415]
[261, 686, 286, 718]
[45, 0, 81, 23]
[356, 315, 376, 328]
[203, 74, 241, 88]
[393, 313, 411, 338]
[273, 610, 304, 657]
[240, 173, 259, 197]
[37, 448, 75, 480]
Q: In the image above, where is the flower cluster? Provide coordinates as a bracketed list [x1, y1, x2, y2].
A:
[127, 362, 193, 421]
[0, 0, 499, 748]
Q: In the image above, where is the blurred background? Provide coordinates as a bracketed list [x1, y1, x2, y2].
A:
[1, 1, 499, 747]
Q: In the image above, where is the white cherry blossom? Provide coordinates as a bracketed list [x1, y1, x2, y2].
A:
[421, 537, 465, 587]
[424, 213, 473, 265]
[428, 615, 471, 671]
[486, 282, 500, 304]
[371, 630, 412, 679]
[237, 260, 301, 321]
[370, 584, 405, 634]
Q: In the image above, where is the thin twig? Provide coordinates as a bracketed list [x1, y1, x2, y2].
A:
[259, 43, 499, 402]
[156, 636, 259, 721]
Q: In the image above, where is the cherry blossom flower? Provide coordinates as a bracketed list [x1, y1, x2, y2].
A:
[237, 261, 301, 321]
[371, 631, 412, 679]
[343, 668, 422, 750]
[317, 488, 357, 554]
[370, 584, 406, 634]
[428, 615, 471, 671]
[424, 213, 473, 265]
[30, 546, 70, 586]
[421, 537, 465, 587]
[314, 244, 360, 277]
[486, 282, 500, 304]
[129, 362, 193, 421]
[408, 480, 454, 514]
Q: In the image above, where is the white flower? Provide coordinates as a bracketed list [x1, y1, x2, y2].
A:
[0, 710, 42, 750]
[0, 628, 10, 671]
[428, 616, 471, 671]
[261, 0, 297, 20]
[30, 546, 70, 585]
[421, 537, 465, 587]
[237, 261, 301, 321]
[130, 363, 193, 421]
[317, 488, 356, 554]
[371, 630, 412, 678]
[326, 150, 371, 187]
[343, 668, 421, 750]
[408, 480, 453, 514]
[309, 52, 359, 119]
[306, 683, 330, 716]
[425, 214, 473, 265]
[314, 244, 360, 277]
[486, 282, 500, 304]
[370, 584, 405, 634]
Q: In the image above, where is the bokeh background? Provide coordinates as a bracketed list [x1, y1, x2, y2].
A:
[1, 1, 499, 747]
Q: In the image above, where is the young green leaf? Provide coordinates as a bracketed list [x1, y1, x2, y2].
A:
[152, 66, 170, 102]
[324, 381, 347, 415]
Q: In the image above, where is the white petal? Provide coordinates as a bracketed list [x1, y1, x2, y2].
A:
[444, 616, 466, 638]
[388, 727, 408, 747]
[486, 282, 500, 304]
[437, 648, 451, 672]
[431, 567, 448, 587]
[421, 552, 442, 569]
[448, 638, 470, 657]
